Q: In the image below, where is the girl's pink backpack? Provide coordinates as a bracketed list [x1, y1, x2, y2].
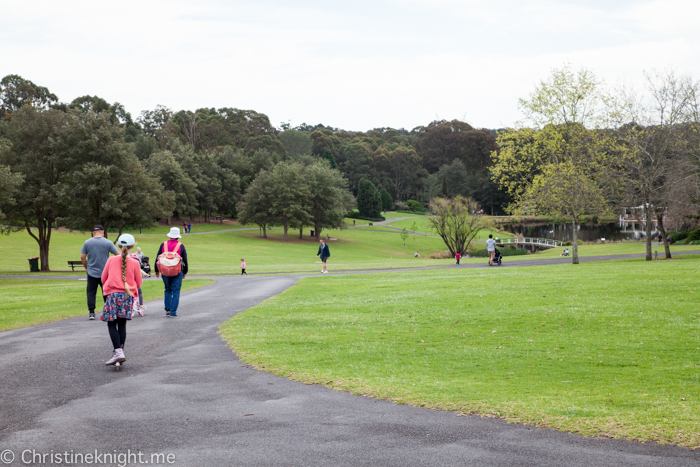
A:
[157, 241, 182, 277]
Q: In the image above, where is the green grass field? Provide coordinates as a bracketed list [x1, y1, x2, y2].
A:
[1, 227, 698, 275]
[221, 257, 700, 447]
[382, 216, 513, 240]
[0, 278, 213, 332]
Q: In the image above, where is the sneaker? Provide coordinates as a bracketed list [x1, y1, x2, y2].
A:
[165, 309, 170, 317]
[138, 305, 145, 317]
[89, 312, 96, 320]
[170, 312, 177, 317]
[106, 349, 126, 366]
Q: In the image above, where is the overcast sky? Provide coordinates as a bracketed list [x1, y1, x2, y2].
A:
[2, 0, 699, 131]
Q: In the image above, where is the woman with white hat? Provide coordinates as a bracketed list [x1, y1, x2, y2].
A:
[155, 227, 189, 317]
[101, 234, 143, 366]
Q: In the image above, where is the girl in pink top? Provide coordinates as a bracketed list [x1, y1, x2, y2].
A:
[240, 258, 247, 275]
[101, 234, 143, 366]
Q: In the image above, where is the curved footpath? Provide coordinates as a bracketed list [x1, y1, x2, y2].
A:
[1, 258, 699, 466]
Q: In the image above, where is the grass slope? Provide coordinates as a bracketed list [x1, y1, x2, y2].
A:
[0, 278, 213, 332]
[221, 257, 700, 447]
[1, 228, 698, 275]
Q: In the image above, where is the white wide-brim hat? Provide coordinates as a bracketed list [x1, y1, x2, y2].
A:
[167, 227, 182, 239]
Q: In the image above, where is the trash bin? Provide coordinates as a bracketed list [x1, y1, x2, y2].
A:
[28, 257, 39, 272]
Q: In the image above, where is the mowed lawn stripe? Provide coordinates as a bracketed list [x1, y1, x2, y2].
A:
[221, 257, 700, 447]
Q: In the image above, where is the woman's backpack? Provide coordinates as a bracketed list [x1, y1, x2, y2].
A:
[157, 242, 183, 277]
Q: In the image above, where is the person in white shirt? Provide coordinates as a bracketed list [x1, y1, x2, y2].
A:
[486, 234, 497, 266]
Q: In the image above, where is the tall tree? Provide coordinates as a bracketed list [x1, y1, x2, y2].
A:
[379, 188, 394, 211]
[146, 150, 199, 224]
[305, 161, 354, 240]
[356, 178, 382, 218]
[0, 106, 71, 270]
[509, 64, 620, 264]
[58, 111, 170, 238]
[238, 169, 276, 238]
[280, 129, 313, 157]
[321, 147, 337, 168]
[0, 75, 58, 118]
[266, 162, 311, 240]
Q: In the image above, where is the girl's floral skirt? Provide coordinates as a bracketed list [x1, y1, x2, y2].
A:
[100, 292, 134, 321]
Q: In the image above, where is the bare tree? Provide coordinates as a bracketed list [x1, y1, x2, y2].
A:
[427, 196, 485, 256]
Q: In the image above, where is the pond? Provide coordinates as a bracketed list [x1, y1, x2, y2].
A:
[501, 222, 657, 242]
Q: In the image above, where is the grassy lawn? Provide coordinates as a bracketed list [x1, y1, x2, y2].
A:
[1, 228, 698, 275]
[221, 257, 700, 447]
[383, 216, 513, 240]
[0, 278, 213, 332]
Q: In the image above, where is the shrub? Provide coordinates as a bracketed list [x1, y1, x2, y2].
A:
[379, 188, 394, 211]
[406, 200, 424, 212]
[346, 210, 385, 222]
[669, 231, 688, 243]
[688, 240, 700, 245]
[684, 229, 700, 244]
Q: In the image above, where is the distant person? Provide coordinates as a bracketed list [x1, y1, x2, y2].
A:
[101, 234, 142, 366]
[317, 239, 330, 274]
[81, 225, 118, 320]
[658, 233, 663, 244]
[240, 258, 248, 276]
[353, 220, 356, 226]
[414, 252, 420, 258]
[667, 235, 672, 244]
[183, 221, 188, 234]
[128, 251, 149, 316]
[188, 223, 192, 234]
[486, 234, 497, 266]
[136, 247, 145, 262]
[455, 252, 461, 265]
[155, 227, 188, 317]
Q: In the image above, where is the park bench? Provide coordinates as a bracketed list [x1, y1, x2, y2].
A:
[213, 216, 224, 223]
[67, 261, 85, 271]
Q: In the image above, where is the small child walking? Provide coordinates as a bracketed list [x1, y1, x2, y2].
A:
[240, 258, 248, 275]
[455, 252, 461, 265]
[101, 234, 142, 366]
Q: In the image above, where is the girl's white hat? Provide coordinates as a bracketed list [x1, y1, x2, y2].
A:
[167, 227, 182, 239]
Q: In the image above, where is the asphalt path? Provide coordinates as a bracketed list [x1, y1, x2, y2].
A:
[1, 258, 699, 465]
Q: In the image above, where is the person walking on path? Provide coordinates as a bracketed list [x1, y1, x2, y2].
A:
[486, 234, 497, 266]
[101, 234, 142, 366]
[455, 252, 461, 265]
[240, 258, 248, 275]
[317, 239, 330, 273]
[155, 227, 188, 317]
[81, 225, 118, 320]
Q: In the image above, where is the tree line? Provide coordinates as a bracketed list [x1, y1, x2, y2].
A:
[0, 73, 511, 270]
[489, 65, 700, 263]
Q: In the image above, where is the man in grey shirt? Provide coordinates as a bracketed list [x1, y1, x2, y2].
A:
[486, 234, 497, 266]
[81, 225, 118, 320]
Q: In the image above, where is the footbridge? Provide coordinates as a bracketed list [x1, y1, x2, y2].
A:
[496, 237, 563, 249]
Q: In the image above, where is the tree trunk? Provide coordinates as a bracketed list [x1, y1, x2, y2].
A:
[283, 219, 288, 241]
[167, 216, 171, 226]
[299, 227, 303, 239]
[656, 210, 671, 259]
[644, 203, 652, 261]
[315, 220, 322, 241]
[262, 225, 267, 238]
[571, 217, 579, 265]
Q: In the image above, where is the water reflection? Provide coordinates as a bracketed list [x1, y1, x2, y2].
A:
[502, 222, 657, 242]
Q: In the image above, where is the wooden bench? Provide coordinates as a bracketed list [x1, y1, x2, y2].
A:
[67, 261, 85, 271]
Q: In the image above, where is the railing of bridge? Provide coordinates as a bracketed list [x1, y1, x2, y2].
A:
[496, 237, 562, 248]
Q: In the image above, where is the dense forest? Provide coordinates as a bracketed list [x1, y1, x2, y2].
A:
[0, 74, 510, 218]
